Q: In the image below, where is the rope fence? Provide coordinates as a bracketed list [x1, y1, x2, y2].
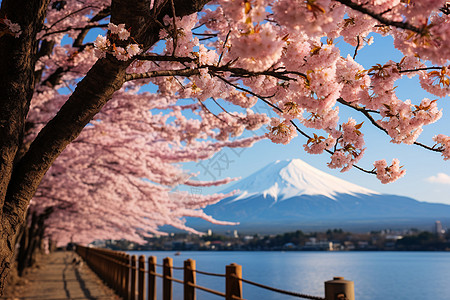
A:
[76, 245, 354, 300]
[234, 275, 325, 300]
[192, 268, 226, 277]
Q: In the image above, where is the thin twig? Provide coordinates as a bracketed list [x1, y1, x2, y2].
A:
[398, 67, 443, 74]
[211, 98, 242, 119]
[136, 54, 196, 63]
[337, 98, 379, 114]
[193, 33, 218, 37]
[209, 65, 307, 81]
[155, 0, 170, 19]
[73, 7, 111, 47]
[45, 5, 97, 31]
[353, 35, 360, 59]
[217, 30, 231, 66]
[41, 24, 108, 38]
[197, 100, 228, 124]
[170, 0, 178, 56]
[214, 74, 281, 113]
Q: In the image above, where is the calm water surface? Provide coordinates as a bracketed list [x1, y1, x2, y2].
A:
[127, 251, 450, 300]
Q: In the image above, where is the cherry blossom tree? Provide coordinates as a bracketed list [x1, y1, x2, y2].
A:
[1, 0, 450, 292]
[29, 89, 266, 246]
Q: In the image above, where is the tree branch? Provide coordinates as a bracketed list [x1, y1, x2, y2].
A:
[335, 0, 424, 34]
[73, 6, 111, 47]
[197, 99, 228, 124]
[209, 65, 307, 81]
[398, 67, 444, 74]
[214, 74, 281, 112]
[44, 5, 98, 32]
[125, 63, 308, 83]
[211, 97, 242, 120]
[337, 98, 442, 153]
[40, 23, 108, 39]
[353, 35, 360, 59]
[136, 54, 196, 63]
[125, 68, 201, 81]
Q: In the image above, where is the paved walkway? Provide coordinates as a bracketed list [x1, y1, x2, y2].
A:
[9, 251, 120, 300]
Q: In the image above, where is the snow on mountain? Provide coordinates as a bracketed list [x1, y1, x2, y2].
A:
[221, 159, 378, 202]
[184, 159, 450, 232]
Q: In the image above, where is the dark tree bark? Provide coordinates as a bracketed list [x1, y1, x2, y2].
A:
[0, 0, 210, 293]
[0, 0, 51, 291]
[17, 208, 53, 276]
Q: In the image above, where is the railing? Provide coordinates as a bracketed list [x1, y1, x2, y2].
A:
[76, 245, 354, 300]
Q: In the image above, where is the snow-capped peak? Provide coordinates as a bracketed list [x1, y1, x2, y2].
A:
[221, 159, 378, 202]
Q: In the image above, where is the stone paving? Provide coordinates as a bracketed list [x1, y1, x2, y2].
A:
[6, 251, 120, 300]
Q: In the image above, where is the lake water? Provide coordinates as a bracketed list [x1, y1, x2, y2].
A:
[127, 251, 450, 300]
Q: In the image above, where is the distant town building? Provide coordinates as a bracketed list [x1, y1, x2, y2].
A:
[243, 235, 254, 241]
[304, 238, 333, 250]
[343, 241, 355, 250]
[435, 220, 445, 237]
[224, 230, 238, 238]
[385, 235, 403, 240]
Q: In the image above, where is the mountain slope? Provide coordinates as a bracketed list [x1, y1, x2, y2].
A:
[187, 159, 450, 232]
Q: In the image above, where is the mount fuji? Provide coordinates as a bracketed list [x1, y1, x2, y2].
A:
[187, 159, 450, 232]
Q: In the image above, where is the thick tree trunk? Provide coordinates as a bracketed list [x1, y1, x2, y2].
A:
[0, 0, 51, 292]
[0, 53, 131, 294]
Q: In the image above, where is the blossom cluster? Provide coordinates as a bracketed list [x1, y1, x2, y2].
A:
[266, 118, 298, 145]
[1, 17, 21, 37]
[303, 133, 335, 155]
[373, 159, 406, 184]
[433, 134, 450, 160]
[325, 119, 365, 172]
[30, 89, 265, 245]
[94, 23, 142, 60]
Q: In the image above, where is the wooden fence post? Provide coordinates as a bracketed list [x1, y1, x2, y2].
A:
[138, 255, 146, 300]
[118, 253, 123, 294]
[163, 257, 173, 300]
[124, 253, 129, 299]
[148, 256, 157, 300]
[130, 255, 137, 300]
[125, 254, 130, 300]
[114, 253, 119, 293]
[325, 277, 355, 300]
[226, 263, 242, 300]
[117, 254, 122, 297]
[184, 259, 196, 300]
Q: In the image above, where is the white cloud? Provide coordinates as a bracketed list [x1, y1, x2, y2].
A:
[426, 173, 450, 184]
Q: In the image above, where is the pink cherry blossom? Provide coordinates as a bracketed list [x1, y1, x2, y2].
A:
[3, 18, 21, 37]
[433, 134, 450, 160]
[266, 118, 298, 145]
[373, 159, 406, 184]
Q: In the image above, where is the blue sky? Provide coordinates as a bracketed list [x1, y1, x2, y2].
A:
[185, 34, 450, 205]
